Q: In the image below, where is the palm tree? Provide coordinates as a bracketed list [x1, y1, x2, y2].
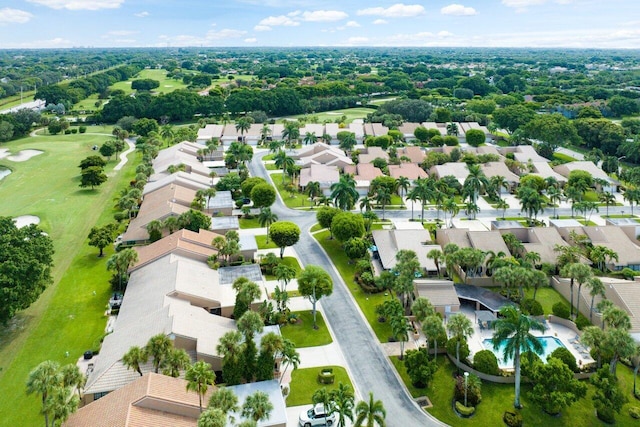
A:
[198, 408, 226, 427]
[278, 338, 300, 385]
[162, 348, 191, 378]
[274, 150, 294, 184]
[599, 191, 616, 217]
[312, 387, 335, 426]
[241, 391, 273, 422]
[427, 248, 443, 278]
[306, 181, 322, 207]
[518, 186, 544, 220]
[446, 313, 473, 370]
[146, 219, 163, 242]
[106, 248, 139, 292]
[490, 175, 509, 199]
[268, 139, 284, 154]
[623, 188, 640, 215]
[26, 360, 61, 427]
[446, 122, 459, 136]
[303, 131, 317, 145]
[235, 117, 253, 144]
[332, 383, 354, 427]
[422, 315, 445, 363]
[495, 198, 509, 219]
[396, 176, 410, 199]
[406, 189, 419, 221]
[443, 197, 459, 228]
[374, 187, 391, 220]
[45, 385, 79, 427]
[354, 392, 386, 427]
[492, 305, 545, 409]
[390, 313, 411, 360]
[208, 387, 239, 416]
[160, 124, 175, 145]
[546, 185, 563, 219]
[163, 216, 179, 234]
[587, 276, 605, 323]
[561, 262, 591, 319]
[60, 364, 85, 401]
[122, 345, 148, 376]
[216, 331, 244, 385]
[330, 174, 359, 211]
[146, 334, 173, 374]
[464, 164, 488, 205]
[408, 178, 433, 223]
[257, 208, 278, 241]
[259, 124, 272, 146]
[186, 360, 216, 412]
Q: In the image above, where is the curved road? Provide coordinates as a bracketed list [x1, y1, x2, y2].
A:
[249, 153, 448, 427]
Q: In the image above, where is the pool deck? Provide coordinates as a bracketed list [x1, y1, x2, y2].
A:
[457, 306, 595, 370]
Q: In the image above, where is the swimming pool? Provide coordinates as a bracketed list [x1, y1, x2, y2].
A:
[482, 336, 566, 369]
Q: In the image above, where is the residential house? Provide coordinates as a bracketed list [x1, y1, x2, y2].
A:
[481, 162, 520, 192]
[291, 143, 352, 169]
[459, 122, 493, 143]
[358, 146, 389, 164]
[348, 122, 365, 144]
[497, 226, 574, 265]
[388, 163, 428, 181]
[152, 143, 212, 180]
[554, 161, 620, 192]
[372, 229, 442, 276]
[422, 122, 444, 136]
[528, 162, 567, 186]
[398, 122, 422, 141]
[324, 123, 340, 145]
[343, 163, 384, 196]
[429, 162, 470, 185]
[363, 123, 389, 137]
[196, 124, 224, 144]
[397, 146, 425, 164]
[299, 164, 340, 196]
[221, 123, 242, 145]
[143, 172, 212, 196]
[205, 190, 234, 216]
[414, 280, 460, 316]
[299, 123, 325, 143]
[500, 145, 549, 163]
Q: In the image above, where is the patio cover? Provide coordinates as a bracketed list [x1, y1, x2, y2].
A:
[475, 310, 497, 329]
[454, 284, 511, 313]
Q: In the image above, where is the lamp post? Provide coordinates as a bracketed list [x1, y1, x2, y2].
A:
[464, 371, 469, 407]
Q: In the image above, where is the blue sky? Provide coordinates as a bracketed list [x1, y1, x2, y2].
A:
[1, 0, 639, 49]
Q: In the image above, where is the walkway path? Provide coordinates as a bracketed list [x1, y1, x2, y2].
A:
[249, 151, 447, 427]
[113, 138, 136, 171]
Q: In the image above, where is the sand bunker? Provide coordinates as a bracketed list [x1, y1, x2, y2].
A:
[13, 215, 40, 228]
[0, 167, 10, 180]
[7, 150, 43, 162]
[0, 148, 9, 159]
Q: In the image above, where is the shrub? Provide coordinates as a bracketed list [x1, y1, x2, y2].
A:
[404, 348, 437, 388]
[79, 126, 87, 133]
[621, 267, 637, 280]
[503, 411, 523, 427]
[552, 302, 570, 319]
[549, 347, 578, 372]
[629, 407, 640, 419]
[446, 336, 470, 363]
[575, 314, 591, 330]
[64, 129, 72, 134]
[473, 350, 500, 375]
[71, 128, 78, 134]
[596, 406, 616, 424]
[455, 401, 475, 417]
[454, 374, 481, 406]
[521, 298, 543, 316]
[318, 368, 335, 384]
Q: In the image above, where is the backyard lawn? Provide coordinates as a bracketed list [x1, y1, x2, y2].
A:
[239, 217, 262, 229]
[264, 256, 302, 280]
[0, 132, 137, 426]
[314, 230, 394, 342]
[256, 235, 278, 249]
[287, 366, 353, 407]
[280, 311, 333, 348]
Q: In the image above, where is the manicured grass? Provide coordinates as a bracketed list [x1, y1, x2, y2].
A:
[606, 214, 637, 219]
[578, 220, 598, 226]
[287, 366, 353, 407]
[256, 235, 278, 249]
[583, 190, 599, 202]
[314, 230, 394, 342]
[280, 311, 333, 348]
[310, 223, 324, 233]
[271, 173, 311, 209]
[553, 152, 577, 163]
[262, 154, 275, 161]
[264, 257, 302, 280]
[110, 69, 189, 95]
[239, 217, 262, 229]
[0, 91, 37, 109]
[265, 163, 278, 170]
[0, 132, 137, 426]
[522, 287, 570, 316]
[421, 355, 639, 426]
[390, 356, 428, 398]
[279, 107, 375, 124]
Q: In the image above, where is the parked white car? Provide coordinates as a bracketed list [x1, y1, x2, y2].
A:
[298, 404, 336, 427]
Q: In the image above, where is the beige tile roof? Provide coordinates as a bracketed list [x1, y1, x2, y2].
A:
[352, 163, 384, 182]
[429, 162, 469, 184]
[358, 147, 389, 164]
[197, 124, 224, 140]
[398, 122, 421, 136]
[398, 146, 425, 164]
[554, 161, 619, 184]
[388, 163, 428, 180]
[481, 162, 520, 183]
[415, 280, 460, 308]
[372, 229, 440, 272]
[300, 164, 340, 187]
[143, 172, 211, 195]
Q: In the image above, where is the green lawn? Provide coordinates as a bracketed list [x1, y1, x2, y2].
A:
[583, 190, 599, 202]
[265, 163, 279, 170]
[73, 93, 101, 111]
[0, 132, 137, 426]
[0, 91, 37, 110]
[279, 107, 375, 124]
[256, 235, 278, 249]
[553, 152, 577, 163]
[522, 287, 570, 316]
[310, 223, 324, 233]
[287, 366, 353, 407]
[271, 173, 312, 209]
[264, 257, 302, 280]
[280, 311, 333, 348]
[110, 69, 189, 95]
[239, 217, 262, 229]
[390, 356, 429, 398]
[314, 230, 393, 342]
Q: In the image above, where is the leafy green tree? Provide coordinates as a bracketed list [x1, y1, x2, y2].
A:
[178, 209, 212, 232]
[232, 277, 261, 320]
[161, 347, 191, 378]
[316, 206, 341, 235]
[411, 297, 435, 323]
[529, 357, 587, 415]
[354, 392, 386, 427]
[186, 360, 216, 412]
[492, 305, 545, 408]
[250, 183, 276, 208]
[331, 211, 365, 242]
[297, 265, 333, 329]
[241, 177, 267, 198]
[99, 140, 116, 160]
[269, 221, 300, 258]
[237, 310, 264, 382]
[465, 129, 485, 147]
[591, 364, 628, 423]
[106, 248, 139, 292]
[404, 347, 437, 388]
[344, 237, 369, 262]
[241, 391, 273, 422]
[256, 332, 284, 381]
[80, 165, 107, 189]
[216, 331, 244, 385]
[79, 155, 107, 170]
[208, 387, 239, 416]
[393, 250, 420, 308]
[26, 360, 62, 427]
[87, 223, 117, 257]
[492, 104, 535, 134]
[198, 408, 226, 427]
[447, 313, 473, 370]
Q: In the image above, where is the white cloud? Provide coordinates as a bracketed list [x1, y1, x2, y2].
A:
[12, 37, 72, 48]
[157, 28, 247, 47]
[26, 0, 124, 10]
[244, 37, 257, 43]
[438, 30, 454, 37]
[205, 28, 247, 41]
[345, 20, 360, 27]
[254, 25, 272, 31]
[287, 10, 301, 17]
[258, 15, 300, 26]
[357, 3, 425, 18]
[0, 8, 33, 24]
[347, 36, 369, 44]
[134, 11, 149, 17]
[501, 0, 546, 6]
[301, 10, 348, 22]
[441, 4, 478, 16]
[373, 19, 388, 25]
[105, 30, 137, 36]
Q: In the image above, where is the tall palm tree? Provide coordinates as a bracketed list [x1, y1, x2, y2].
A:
[122, 345, 148, 376]
[443, 197, 459, 228]
[599, 191, 616, 217]
[408, 178, 433, 223]
[274, 150, 294, 184]
[146, 334, 173, 374]
[268, 139, 284, 154]
[106, 248, 139, 292]
[163, 216, 179, 234]
[216, 331, 244, 385]
[331, 383, 355, 427]
[374, 187, 391, 220]
[490, 175, 509, 199]
[354, 392, 386, 427]
[160, 124, 175, 145]
[186, 360, 216, 412]
[427, 248, 443, 278]
[278, 338, 300, 385]
[60, 364, 85, 401]
[241, 391, 273, 422]
[546, 185, 563, 219]
[422, 315, 445, 364]
[586, 276, 605, 323]
[26, 360, 61, 427]
[258, 208, 278, 241]
[208, 387, 239, 416]
[492, 305, 545, 408]
[303, 131, 317, 145]
[306, 181, 322, 207]
[446, 313, 473, 370]
[446, 122, 459, 136]
[330, 174, 359, 211]
[561, 262, 591, 319]
[406, 190, 419, 221]
[623, 188, 640, 215]
[396, 176, 410, 199]
[235, 117, 253, 144]
[259, 123, 272, 146]
[45, 384, 79, 427]
[495, 198, 509, 219]
[313, 387, 335, 426]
